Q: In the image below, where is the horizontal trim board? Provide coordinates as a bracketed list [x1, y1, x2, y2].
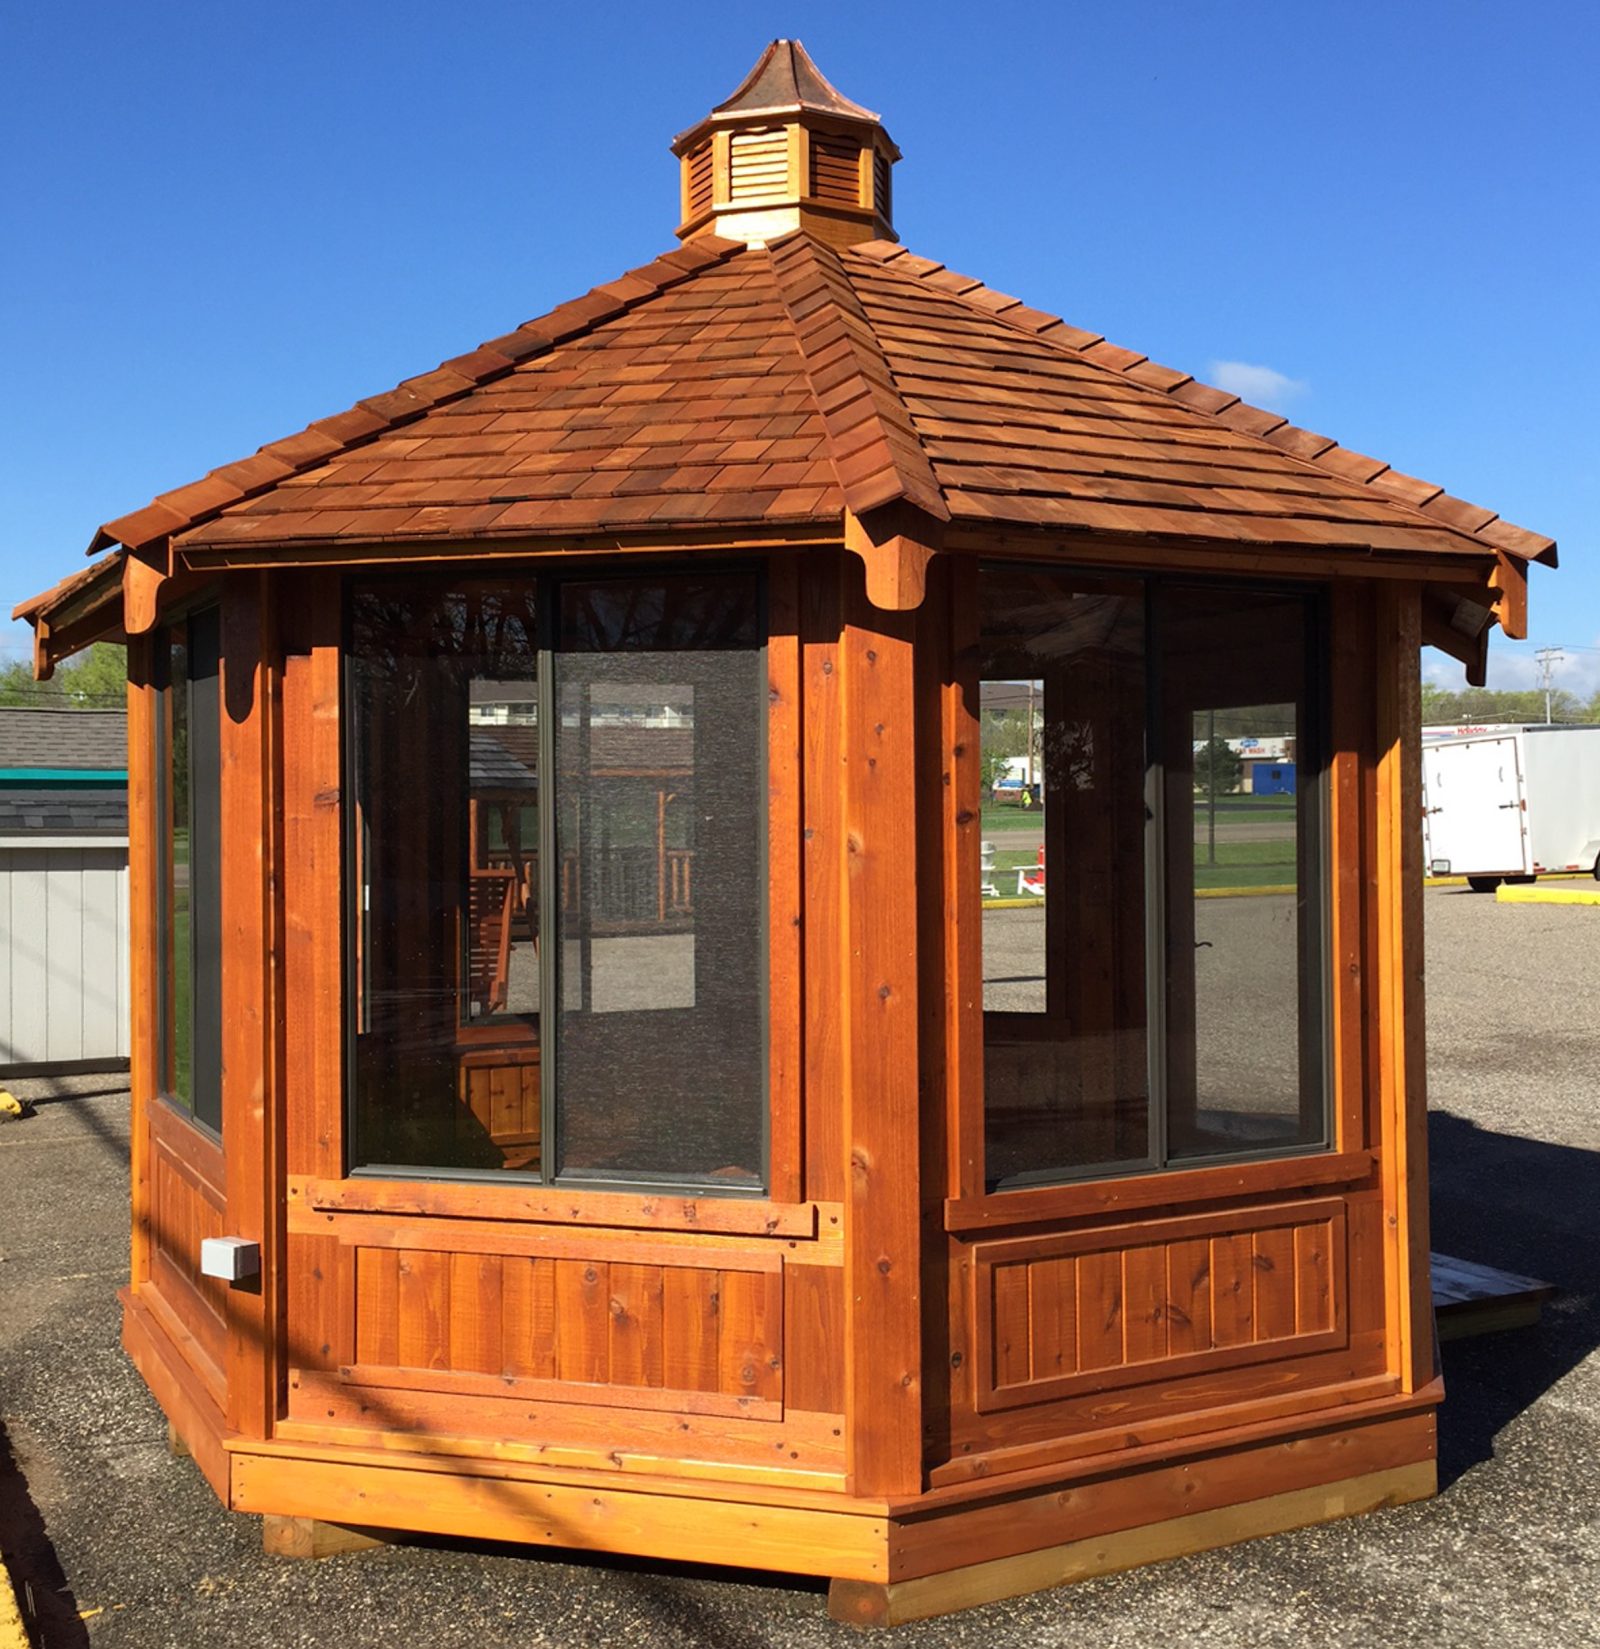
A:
[947, 1152, 1374, 1230]
[337, 1361, 783, 1422]
[228, 1452, 891, 1580]
[837, 1463, 1436, 1624]
[295, 1174, 824, 1239]
[289, 1206, 787, 1270]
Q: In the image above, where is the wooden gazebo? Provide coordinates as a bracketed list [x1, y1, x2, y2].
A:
[15, 41, 1556, 1625]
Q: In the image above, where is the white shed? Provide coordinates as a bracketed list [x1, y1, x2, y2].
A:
[0, 708, 130, 1074]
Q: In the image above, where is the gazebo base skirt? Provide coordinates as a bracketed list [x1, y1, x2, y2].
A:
[129, 1286, 1435, 1623]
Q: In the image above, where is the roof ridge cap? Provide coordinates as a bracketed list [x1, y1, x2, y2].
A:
[767, 233, 948, 523]
[86, 238, 749, 560]
[849, 242, 1556, 568]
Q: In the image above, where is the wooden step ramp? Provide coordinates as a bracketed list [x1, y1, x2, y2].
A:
[1432, 1252, 1555, 1341]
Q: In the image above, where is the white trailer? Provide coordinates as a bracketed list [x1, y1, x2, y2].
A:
[1422, 725, 1600, 892]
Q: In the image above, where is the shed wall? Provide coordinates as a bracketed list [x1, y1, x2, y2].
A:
[0, 840, 130, 1069]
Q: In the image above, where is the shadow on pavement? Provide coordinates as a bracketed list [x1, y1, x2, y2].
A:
[0, 1422, 91, 1649]
[1429, 1108, 1600, 1490]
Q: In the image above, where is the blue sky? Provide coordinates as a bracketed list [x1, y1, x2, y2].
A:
[4, 1, 1596, 693]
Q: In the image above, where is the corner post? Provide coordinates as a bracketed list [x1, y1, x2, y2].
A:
[222, 572, 283, 1439]
[126, 636, 160, 1293]
[839, 560, 924, 1497]
[1374, 582, 1434, 1393]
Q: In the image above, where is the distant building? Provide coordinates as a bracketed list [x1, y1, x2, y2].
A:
[0, 708, 129, 1073]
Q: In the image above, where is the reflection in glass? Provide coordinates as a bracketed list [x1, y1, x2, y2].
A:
[1161, 588, 1323, 1158]
[349, 581, 540, 1173]
[979, 566, 1149, 1186]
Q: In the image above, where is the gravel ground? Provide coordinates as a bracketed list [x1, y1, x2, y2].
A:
[1, 886, 1596, 1647]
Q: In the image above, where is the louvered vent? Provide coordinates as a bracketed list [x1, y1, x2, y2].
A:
[874, 150, 892, 221]
[686, 140, 714, 218]
[728, 128, 790, 202]
[810, 135, 861, 206]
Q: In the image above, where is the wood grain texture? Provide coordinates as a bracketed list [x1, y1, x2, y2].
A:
[219, 573, 281, 1438]
[839, 564, 924, 1495]
[766, 551, 805, 1203]
[972, 1201, 1348, 1412]
[229, 1451, 889, 1580]
[1374, 582, 1435, 1393]
[801, 554, 845, 1202]
[125, 638, 158, 1294]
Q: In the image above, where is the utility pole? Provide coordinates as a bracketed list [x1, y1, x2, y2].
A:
[1534, 647, 1564, 725]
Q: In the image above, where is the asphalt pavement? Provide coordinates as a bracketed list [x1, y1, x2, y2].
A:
[1, 886, 1596, 1647]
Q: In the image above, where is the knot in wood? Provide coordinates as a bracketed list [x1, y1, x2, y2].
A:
[865, 648, 877, 663]
[877, 982, 892, 1001]
[877, 1257, 892, 1275]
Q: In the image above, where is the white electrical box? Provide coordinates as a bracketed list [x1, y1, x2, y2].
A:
[200, 1236, 261, 1283]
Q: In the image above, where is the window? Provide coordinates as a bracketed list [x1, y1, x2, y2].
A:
[347, 569, 767, 1192]
[156, 608, 222, 1132]
[979, 567, 1325, 1189]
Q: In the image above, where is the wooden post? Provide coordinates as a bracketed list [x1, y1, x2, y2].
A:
[126, 637, 159, 1294]
[221, 573, 282, 1438]
[840, 560, 924, 1498]
[1374, 582, 1434, 1393]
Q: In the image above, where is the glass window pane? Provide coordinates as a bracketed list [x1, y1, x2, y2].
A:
[1160, 587, 1324, 1159]
[553, 572, 764, 1188]
[187, 609, 223, 1133]
[349, 580, 541, 1174]
[980, 566, 1150, 1187]
[161, 627, 191, 1107]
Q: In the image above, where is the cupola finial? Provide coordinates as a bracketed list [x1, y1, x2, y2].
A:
[672, 40, 899, 249]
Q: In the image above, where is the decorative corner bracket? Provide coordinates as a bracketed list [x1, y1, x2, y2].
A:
[1488, 551, 1528, 642]
[844, 502, 944, 612]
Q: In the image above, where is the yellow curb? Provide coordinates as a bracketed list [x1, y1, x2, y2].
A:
[1196, 884, 1295, 899]
[0, 1552, 27, 1649]
[1427, 872, 1590, 888]
[1496, 884, 1600, 906]
[982, 897, 1044, 909]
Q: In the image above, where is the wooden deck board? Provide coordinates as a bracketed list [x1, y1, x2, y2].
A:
[1431, 1252, 1555, 1341]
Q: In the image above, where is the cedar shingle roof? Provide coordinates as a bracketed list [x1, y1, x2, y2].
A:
[38, 232, 1553, 582]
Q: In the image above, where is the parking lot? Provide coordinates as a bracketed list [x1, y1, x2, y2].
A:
[1, 885, 1596, 1648]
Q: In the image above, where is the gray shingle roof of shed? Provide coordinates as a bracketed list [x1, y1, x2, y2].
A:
[0, 708, 127, 771]
[0, 786, 128, 835]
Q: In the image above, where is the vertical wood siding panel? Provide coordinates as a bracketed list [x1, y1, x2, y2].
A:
[354, 1247, 400, 1366]
[607, 1263, 665, 1389]
[1210, 1233, 1256, 1348]
[783, 1263, 845, 1414]
[77, 856, 122, 1063]
[554, 1259, 609, 1383]
[117, 858, 131, 1058]
[662, 1267, 721, 1393]
[717, 1267, 781, 1404]
[448, 1253, 504, 1374]
[1165, 1237, 1214, 1355]
[1295, 1220, 1334, 1335]
[1253, 1226, 1299, 1341]
[990, 1263, 1032, 1388]
[1026, 1256, 1077, 1382]
[1121, 1244, 1169, 1365]
[396, 1250, 451, 1370]
[1076, 1250, 1124, 1371]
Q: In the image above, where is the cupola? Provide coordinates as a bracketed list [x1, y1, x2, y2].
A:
[672, 39, 899, 249]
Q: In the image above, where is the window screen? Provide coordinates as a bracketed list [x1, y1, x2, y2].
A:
[158, 608, 222, 1133]
[348, 580, 540, 1173]
[346, 568, 767, 1193]
[553, 572, 765, 1187]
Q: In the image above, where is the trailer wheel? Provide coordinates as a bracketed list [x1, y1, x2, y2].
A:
[1466, 876, 1502, 893]
[1505, 875, 1536, 885]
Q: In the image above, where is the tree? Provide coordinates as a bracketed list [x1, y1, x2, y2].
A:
[1193, 736, 1242, 796]
[0, 641, 126, 709]
[980, 707, 1033, 796]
